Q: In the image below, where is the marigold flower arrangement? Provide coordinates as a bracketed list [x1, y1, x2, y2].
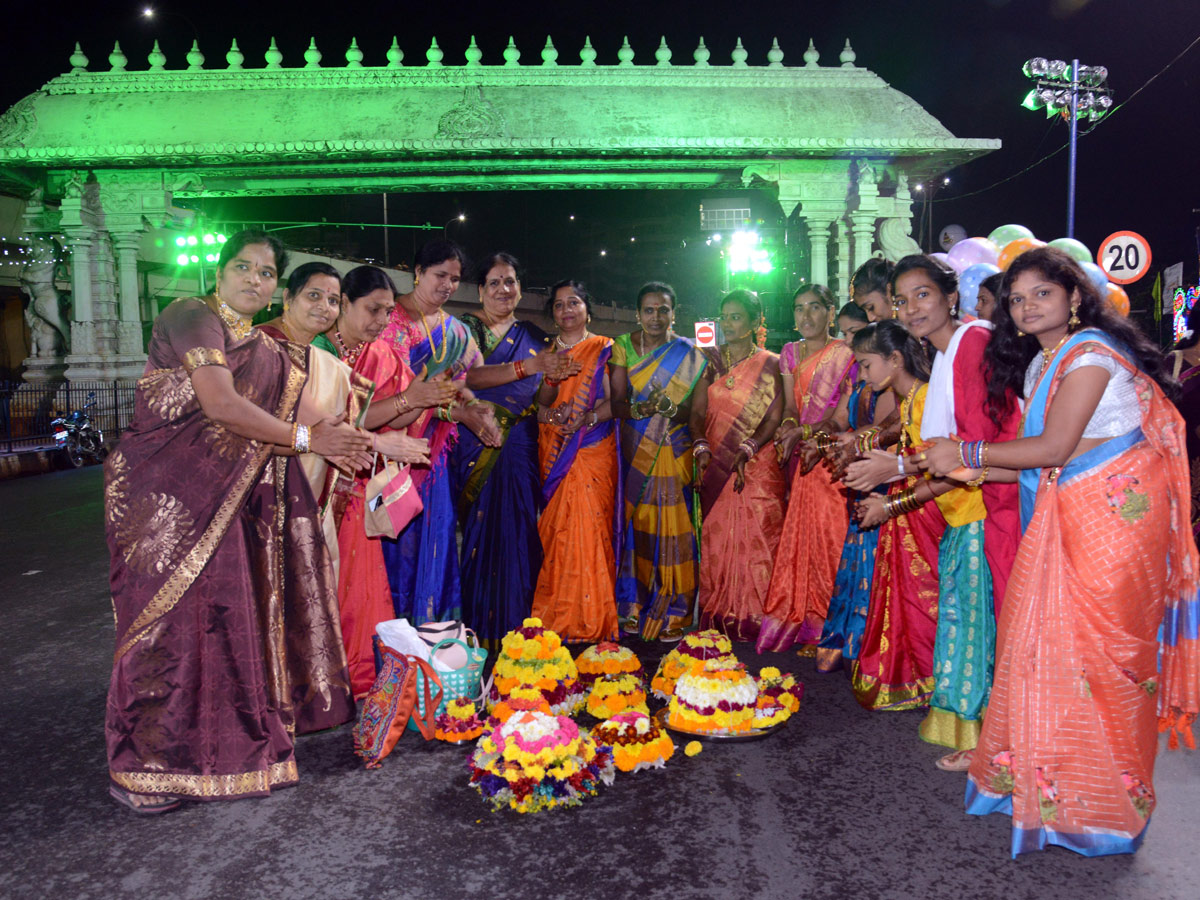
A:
[651, 629, 736, 700]
[586, 673, 649, 720]
[434, 699, 485, 743]
[668, 657, 758, 734]
[468, 710, 615, 813]
[590, 711, 675, 772]
[575, 641, 646, 691]
[488, 617, 586, 716]
[487, 684, 554, 726]
[753, 667, 804, 728]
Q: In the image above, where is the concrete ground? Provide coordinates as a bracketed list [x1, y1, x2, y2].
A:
[1, 467, 1197, 900]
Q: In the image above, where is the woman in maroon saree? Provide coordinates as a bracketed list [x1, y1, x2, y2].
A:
[105, 232, 370, 813]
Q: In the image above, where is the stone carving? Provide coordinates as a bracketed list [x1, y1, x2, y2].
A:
[0, 94, 39, 147]
[435, 86, 508, 139]
[19, 237, 71, 357]
[877, 218, 923, 262]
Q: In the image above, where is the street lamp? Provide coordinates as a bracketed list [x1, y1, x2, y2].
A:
[444, 214, 466, 235]
[1021, 57, 1112, 238]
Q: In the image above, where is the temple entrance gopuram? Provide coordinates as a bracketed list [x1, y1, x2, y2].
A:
[0, 34, 997, 383]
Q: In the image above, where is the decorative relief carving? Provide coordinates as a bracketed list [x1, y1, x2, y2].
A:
[0, 94, 39, 146]
[435, 86, 508, 139]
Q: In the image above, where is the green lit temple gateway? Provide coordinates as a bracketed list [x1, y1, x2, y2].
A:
[0, 34, 997, 384]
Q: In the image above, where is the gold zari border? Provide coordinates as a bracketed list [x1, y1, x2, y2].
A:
[110, 760, 298, 798]
[182, 347, 228, 374]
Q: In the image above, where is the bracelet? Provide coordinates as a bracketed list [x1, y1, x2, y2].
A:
[896, 453, 905, 476]
[588, 410, 599, 428]
[799, 424, 814, 441]
[980, 441, 990, 468]
[437, 406, 453, 423]
[901, 487, 922, 513]
[293, 423, 311, 453]
[693, 439, 711, 455]
[393, 392, 411, 418]
[966, 467, 989, 488]
[543, 376, 563, 387]
[813, 430, 834, 451]
[655, 395, 679, 418]
[513, 359, 527, 380]
[780, 416, 799, 430]
[739, 438, 760, 458]
[289, 421, 298, 449]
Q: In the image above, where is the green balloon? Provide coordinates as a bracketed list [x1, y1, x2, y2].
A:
[1048, 237, 1093, 264]
[988, 224, 1034, 247]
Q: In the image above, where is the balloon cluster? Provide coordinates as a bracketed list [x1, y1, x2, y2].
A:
[934, 225, 1129, 318]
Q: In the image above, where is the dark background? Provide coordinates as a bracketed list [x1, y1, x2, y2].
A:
[3, 0, 1198, 321]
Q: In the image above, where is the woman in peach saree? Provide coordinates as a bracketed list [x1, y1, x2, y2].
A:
[691, 290, 785, 642]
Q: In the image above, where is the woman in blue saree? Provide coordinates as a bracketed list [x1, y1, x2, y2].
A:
[610, 282, 708, 641]
[454, 252, 579, 646]
[377, 240, 500, 625]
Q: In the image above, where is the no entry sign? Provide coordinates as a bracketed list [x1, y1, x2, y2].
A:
[694, 320, 718, 347]
[1097, 231, 1152, 285]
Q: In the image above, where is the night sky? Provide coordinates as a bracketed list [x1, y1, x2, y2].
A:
[3, 0, 1198, 319]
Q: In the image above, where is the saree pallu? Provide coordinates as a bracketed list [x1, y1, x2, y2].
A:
[852, 383, 946, 710]
[452, 318, 549, 646]
[533, 335, 620, 642]
[377, 308, 480, 625]
[758, 340, 855, 653]
[106, 300, 353, 801]
[331, 339, 410, 698]
[256, 325, 371, 586]
[967, 332, 1200, 857]
[697, 349, 785, 642]
[1176, 361, 1200, 544]
[818, 383, 880, 669]
[614, 335, 708, 640]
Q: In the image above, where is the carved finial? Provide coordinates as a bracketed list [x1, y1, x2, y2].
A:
[426, 38, 443, 67]
[655, 37, 672, 66]
[147, 40, 166, 73]
[768, 37, 784, 68]
[731, 38, 748, 67]
[693, 38, 710, 67]
[109, 41, 128, 72]
[305, 37, 322, 68]
[541, 36, 558, 66]
[617, 36, 635, 66]
[226, 39, 244, 70]
[503, 36, 520, 66]
[840, 39, 857, 67]
[186, 39, 205, 71]
[580, 36, 597, 67]
[387, 37, 404, 68]
[803, 39, 820, 68]
[265, 37, 283, 69]
[69, 42, 89, 73]
[465, 35, 482, 67]
[346, 37, 364, 68]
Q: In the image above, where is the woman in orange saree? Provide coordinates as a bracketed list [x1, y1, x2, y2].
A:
[758, 285, 855, 655]
[843, 321, 945, 711]
[921, 247, 1200, 857]
[325, 266, 448, 698]
[532, 280, 620, 643]
[691, 290, 785, 642]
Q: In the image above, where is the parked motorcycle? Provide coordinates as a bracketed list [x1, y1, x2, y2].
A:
[52, 392, 106, 467]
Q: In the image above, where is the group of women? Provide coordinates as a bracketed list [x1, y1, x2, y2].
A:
[105, 228, 1198, 862]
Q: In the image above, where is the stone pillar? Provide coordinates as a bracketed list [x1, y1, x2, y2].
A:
[851, 214, 877, 273]
[111, 232, 146, 357]
[807, 219, 833, 287]
[834, 221, 851, 298]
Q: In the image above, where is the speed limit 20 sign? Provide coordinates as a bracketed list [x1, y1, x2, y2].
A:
[1097, 231, 1152, 285]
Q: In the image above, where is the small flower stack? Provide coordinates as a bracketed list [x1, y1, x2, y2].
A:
[434, 699, 485, 743]
[591, 711, 675, 772]
[753, 667, 804, 728]
[651, 629, 737, 700]
[488, 617, 587, 717]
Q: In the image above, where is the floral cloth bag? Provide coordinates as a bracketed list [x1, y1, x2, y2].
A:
[353, 640, 444, 769]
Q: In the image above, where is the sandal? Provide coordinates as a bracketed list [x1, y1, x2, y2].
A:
[658, 628, 686, 644]
[109, 785, 182, 815]
[934, 749, 974, 772]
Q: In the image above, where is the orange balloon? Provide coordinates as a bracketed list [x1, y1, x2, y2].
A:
[997, 237, 1046, 270]
[1105, 282, 1130, 317]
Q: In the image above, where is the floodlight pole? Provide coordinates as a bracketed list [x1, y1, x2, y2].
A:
[1067, 59, 1079, 239]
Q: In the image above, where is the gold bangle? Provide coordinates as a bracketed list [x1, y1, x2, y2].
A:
[966, 467, 989, 488]
[780, 416, 799, 429]
[799, 424, 813, 440]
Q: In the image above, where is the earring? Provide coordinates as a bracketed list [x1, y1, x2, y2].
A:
[283, 303, 290, 312]
[587, 314, 592, 323]
[951, 303, 959, 318]
[1016, 329, 1025, 337]
[1069, 305, 1080, 330]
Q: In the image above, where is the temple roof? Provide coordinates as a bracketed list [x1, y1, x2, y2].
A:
[0, 36, 998, 192]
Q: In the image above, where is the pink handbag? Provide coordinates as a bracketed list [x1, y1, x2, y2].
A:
[364, 454, 423, 538]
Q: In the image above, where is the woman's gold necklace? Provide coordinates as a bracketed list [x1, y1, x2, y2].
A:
[557, 330, 590, 350]
[333, 328, 365, 367]
[213, 287, 252, 340]
[898, 380, 920, 452]
[421, 308, 448, 364]
[1040, 332, 1071, 366]
[722, 343, 758, 388]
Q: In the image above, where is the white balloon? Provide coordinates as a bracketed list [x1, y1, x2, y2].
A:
[939, 224, 968, 251]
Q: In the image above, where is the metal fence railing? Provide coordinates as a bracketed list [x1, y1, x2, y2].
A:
[0, 380, 137, 454]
